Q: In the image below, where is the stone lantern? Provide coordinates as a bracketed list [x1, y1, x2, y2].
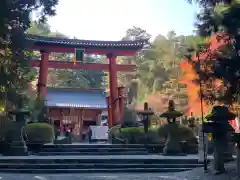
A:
[159, 100, 183, 155]
[6, 110, 29, 156]
[204, 104, 235, 174]
[136, 102, 154, 133]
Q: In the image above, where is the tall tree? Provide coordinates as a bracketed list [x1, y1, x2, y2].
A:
[186, 0, 240, 105]
[0, 0, 58, 108]
[118, 27, 151, 103]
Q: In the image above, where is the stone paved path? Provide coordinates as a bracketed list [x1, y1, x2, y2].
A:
[0, 162, 238, 180]
[0, 170, 237, 180]
[0, 173, 189, 180]
[0, 168, 237, 180]
[171, 161, 239, 180]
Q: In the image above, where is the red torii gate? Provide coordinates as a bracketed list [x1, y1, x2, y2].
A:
[26, 35, 145, 127]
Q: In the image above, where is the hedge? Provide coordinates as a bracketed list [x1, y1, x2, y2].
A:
[158, 123, 197, 142]
[109, 124, 199, 153]
[109, 126, 165, 144]
[24, 123, 54, 144]
[118, 127, 145, 144]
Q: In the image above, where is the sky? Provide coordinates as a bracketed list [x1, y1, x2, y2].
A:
[47, 0, 199, 41]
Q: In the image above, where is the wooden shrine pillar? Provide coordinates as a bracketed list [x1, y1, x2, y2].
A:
[106, 96, 112, 127]
[118, 86, 125, 124]
[37, 50, 49, 96]
[107, 54, 118, 126]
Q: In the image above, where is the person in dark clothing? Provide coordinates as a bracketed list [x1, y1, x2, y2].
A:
[82, 133, 86, 141]
[88, 127, 92, 143]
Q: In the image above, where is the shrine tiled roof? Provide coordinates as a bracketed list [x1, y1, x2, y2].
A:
[26, 34, 146, 49]
[45, 88, 107, 109]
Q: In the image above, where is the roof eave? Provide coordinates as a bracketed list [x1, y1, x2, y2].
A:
[25, 35, 146, 50]
[33, 42, 144, 50]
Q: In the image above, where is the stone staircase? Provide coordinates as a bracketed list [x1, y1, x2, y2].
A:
[0, 144, 207, 173]
[37, 144, 149, 155]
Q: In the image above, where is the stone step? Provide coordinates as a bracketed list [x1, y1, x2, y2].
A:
[41, 147, 147, 152]
[41, 144, 198, 154]
[0, 167, 194, 173]
[37, 151, 149, 156]
[0, 163, 203, 169]
[0, 156, 203, 164]
[42, 144, 162, 149]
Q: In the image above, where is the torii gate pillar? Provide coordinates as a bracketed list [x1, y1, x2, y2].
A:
[37, 50, 49, 96]
[107, 54, 118, 126]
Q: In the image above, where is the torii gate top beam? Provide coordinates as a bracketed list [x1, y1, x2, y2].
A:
[26, 34, 146, 56]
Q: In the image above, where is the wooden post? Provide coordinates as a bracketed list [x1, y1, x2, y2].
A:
[143, 102, 149, 133]
[108, 54, 118, 126]
[198, 125, 208, 163]
[118, 86, 124, 124]
[37, 50, 49, 96]
[106, 96, 112, 127]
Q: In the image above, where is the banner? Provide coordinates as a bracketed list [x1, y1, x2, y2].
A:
[90, 125, 109, 140]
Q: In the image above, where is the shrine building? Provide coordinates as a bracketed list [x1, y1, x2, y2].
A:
[45, 88, 107, 140]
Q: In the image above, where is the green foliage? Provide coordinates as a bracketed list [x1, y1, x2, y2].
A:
[26, 97, 46, 122]
[187, 0, 240, 105]
[118, 127, 144, 144]
[24, 123, 54, 144]
[127, 80, 139, 106]
[119, 27, 201, 112]
[0, 0, 58, 108]
[108, 125, 122, 143]
[158, 123, 196, 141]
[158, 123, 197, 154]
[109, 125, 196, 147]
[145, 128, 165, 144]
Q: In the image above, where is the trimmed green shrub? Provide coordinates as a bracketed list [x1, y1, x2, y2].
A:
[108, 125, 122, 143]
[109, 125, 198, 154]
[24, 123, 54, 144]
[144, 128, 165, 144]
[158, 124, 196, 141]
[110, 127, 165, 145]
[158, 123, 197, 154]
[118, 127, 144, 144]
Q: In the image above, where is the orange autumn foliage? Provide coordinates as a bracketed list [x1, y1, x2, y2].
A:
[180, 33, 229, 116]
[147, 93, 170, 113]
[180, 60, 210, 116]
